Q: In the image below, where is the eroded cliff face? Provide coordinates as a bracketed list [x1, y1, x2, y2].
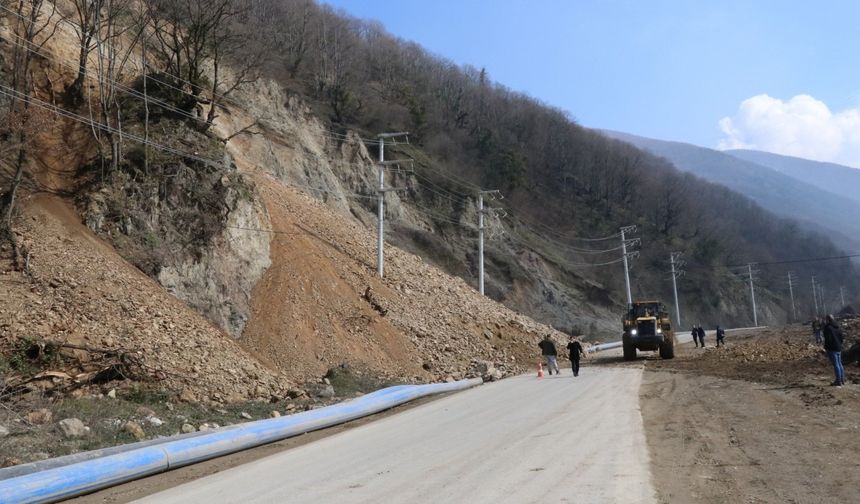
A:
[157, 188, 272, 338]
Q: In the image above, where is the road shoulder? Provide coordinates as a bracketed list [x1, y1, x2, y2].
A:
[641, 368, 859, 503]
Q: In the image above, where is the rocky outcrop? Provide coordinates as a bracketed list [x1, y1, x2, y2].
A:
[158, 188, 272, 338]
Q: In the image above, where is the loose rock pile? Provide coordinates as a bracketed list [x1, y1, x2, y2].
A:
[1, 196, 294, 403]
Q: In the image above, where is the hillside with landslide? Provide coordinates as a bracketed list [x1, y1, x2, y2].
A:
[1, 0, 858, 407]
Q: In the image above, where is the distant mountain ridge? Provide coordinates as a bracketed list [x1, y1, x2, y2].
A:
[726, 149, 860, 206]
[600, 130, 860, 253]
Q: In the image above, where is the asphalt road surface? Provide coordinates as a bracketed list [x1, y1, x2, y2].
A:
[136, 368, 656, 504]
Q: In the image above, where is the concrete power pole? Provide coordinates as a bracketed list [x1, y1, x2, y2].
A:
[669, 252, 684, 327]
[620, 226, 637, 307]
[787, 271, 797, 322]
[841, 286, 846, 307]
[748, 264, 758, 327]
[477, 190, 501, 296]
[812, 275, 819, 316]
[819, 283, 826, 315]
[375, 132, 409, 278]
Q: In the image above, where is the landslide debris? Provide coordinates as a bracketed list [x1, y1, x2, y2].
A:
[239, 176, 570, 384]
[1, 194, 293, 403]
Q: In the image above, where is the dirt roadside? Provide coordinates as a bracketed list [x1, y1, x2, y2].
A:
[638, 327, 860, 503]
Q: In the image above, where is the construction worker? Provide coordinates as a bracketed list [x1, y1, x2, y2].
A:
[812, 318, 823, 346]
[822, 314, 845, 387]
[566, 335, 585, 377]
[538, 334, 560, 376]
[715, 325, 725, 347]
[690, 325, 699, 348]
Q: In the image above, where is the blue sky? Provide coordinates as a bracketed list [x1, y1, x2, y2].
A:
[321, 0, 860, 166]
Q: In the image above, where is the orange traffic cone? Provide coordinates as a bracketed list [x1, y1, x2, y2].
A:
[537, 362, 544, 379]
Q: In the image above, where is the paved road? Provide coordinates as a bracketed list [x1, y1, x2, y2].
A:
[136, 368, 655, 504]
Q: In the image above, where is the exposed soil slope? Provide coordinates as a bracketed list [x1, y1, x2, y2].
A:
[240, 173, 568, 382]
[1, 194, 293, 402]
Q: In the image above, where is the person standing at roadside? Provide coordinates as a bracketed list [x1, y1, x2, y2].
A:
[538, 334, 560, 375]
[715, 325, 726, 347]
[812, 318, 823, 346]
[566, 335, 586, 377]
[691, 325, 699, 348]
[822, 314, 845, 387]
[697, 325, 706, 348]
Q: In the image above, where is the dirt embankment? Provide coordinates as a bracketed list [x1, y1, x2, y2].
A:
[637, 326, 860, 503]
[239, 174, 568, 382]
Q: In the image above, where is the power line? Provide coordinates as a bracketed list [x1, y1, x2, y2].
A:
[3, 28, 213, 127]
[0, 84, 221, 166]
[726, 253, 860, 268]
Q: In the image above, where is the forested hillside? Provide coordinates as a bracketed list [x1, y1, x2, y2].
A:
[2, 0, 856, 340]
[233, 1, 857, 324]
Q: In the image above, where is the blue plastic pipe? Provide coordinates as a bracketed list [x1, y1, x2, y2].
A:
[0, 378, 481, 504]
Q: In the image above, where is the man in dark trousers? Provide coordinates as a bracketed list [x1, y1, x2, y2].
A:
[566, 335, 586, 377]
[538, 334, 560, 375]
[823, 314, 845, 387]
[697, 325, 706, 348]
[691, 325, 699, 348]
[715, 325, 726, 347]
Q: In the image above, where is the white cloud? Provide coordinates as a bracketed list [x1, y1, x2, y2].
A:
[717, 94, 860, 168]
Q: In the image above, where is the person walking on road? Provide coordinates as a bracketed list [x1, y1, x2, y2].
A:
[566, 335, 586, 377]
[691, 325, 699, 348]
[715, 325, 726, 347]
[697, 325, 706, 348]
[822, 314, 845, 387]
[538, 334, 560, 376]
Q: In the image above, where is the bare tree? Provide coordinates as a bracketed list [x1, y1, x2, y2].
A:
[65, 0, 104, 105]
[147, 0, 259, 128]
[88, 0, 145, 174]
[0, 0, 59, 264]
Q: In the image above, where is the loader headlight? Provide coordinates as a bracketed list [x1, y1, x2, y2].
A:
[631, 329, 638, 336]
[657, 328, 663, 334]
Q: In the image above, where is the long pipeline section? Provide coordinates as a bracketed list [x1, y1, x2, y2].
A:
[0, 378, 482, 504]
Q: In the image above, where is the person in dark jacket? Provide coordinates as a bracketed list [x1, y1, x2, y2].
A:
[822, 314, 845, 386]
[691, 325, 699, 348]
[697, 325, 706, 348]
[715, 325, 726, 347]
[566, 335, 586, 377]
[538, 334, 560, 375]
[812, 318, 823, 345]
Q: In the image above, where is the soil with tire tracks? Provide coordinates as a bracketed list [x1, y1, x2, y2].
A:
[631, 326, 860, 503]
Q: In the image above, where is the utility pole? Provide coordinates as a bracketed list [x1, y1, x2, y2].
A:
[812, 275, 819, 316]
[620, 226, 637, 307]
[840, 286, 846, 307]
[375, 132, 409, 278]
[669, 252, 684, 327]
[477, 190, 501, 296]
[748, 263, 758, 327]
[787, 271, 797, 322]
[819, 283, 826, 315]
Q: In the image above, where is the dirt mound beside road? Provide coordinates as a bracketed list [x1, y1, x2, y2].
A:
[649, 325, 858, 386]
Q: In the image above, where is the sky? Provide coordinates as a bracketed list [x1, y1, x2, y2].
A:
[321, 0, 860, 168]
